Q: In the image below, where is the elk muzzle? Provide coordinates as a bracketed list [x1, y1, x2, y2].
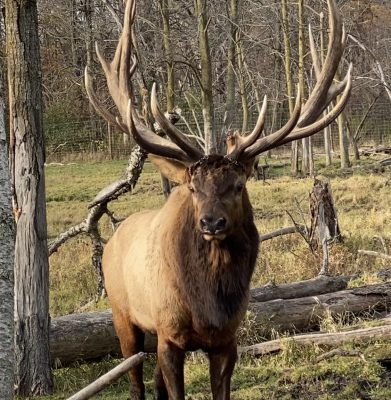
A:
[200, 215, 228, 241]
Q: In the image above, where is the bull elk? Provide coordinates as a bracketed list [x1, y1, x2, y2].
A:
[85, 0, 352, 398]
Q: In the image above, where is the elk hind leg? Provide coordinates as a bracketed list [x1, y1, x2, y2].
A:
[112, 307, 145, 399]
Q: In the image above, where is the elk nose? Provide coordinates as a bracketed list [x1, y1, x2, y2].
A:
[200, 216, 227, 234]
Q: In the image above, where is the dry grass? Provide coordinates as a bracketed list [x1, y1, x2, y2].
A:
[46, 159, 391, 315]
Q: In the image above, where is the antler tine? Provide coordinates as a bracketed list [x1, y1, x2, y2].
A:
[235, 0, 351, 160]
[86, 0, 198, 163]
[299, 0, 344, 126]
[240, 88, 302, 160]
[151, 83, 203, 161]
[127, 101, 191, 162]
[84, 66, 126, 133]
[308, 15, 347, 112]
[228, 95, 268, 160]
[277, 63, 352, 146]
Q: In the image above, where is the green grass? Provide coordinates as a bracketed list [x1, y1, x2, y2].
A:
[44, 156, 391, 398]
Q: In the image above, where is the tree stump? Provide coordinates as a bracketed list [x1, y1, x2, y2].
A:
[309, 178, 342, 275]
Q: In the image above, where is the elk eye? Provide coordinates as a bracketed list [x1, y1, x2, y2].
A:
[235, 183, 244, 193]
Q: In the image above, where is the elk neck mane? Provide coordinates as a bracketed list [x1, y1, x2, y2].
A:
[160, 156, 260, 329]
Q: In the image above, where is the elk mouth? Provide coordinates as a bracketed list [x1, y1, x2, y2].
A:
[202, 231, 227, 242]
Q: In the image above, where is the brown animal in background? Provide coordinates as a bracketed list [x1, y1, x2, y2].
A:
[85, 0, 352, 398]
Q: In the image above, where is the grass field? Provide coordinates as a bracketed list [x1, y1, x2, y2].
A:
[44, 155, 391, 399]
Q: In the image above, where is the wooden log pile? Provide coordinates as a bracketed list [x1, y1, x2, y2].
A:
[50, 277, 391, 367]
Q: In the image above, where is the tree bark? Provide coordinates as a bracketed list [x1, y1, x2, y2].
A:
[159, 0, 174, 198]
[6, 0, 53, 394]
[48, 280, 391, 367]
[237, 40, 249, 133]
[338, 110, 351, 169]
[222, 0, 239, 138]
[281, 0, 298, 175]
[320, 12, 332, 167]
[0, 75, 15, 400]
[309, 179, 341, 275]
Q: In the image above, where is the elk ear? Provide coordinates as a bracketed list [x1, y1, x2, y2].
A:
[148, 154, 189, 184]
[242, 158, 256, 179]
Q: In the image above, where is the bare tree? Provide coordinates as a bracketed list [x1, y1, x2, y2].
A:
[195, 0, 216, 154]
[5, 0, 53, 395]
[222, 0, 239, 138]
[281, 0, 299, 175]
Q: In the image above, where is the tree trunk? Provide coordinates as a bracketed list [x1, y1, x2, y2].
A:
[320, 13, 332, 166]
[281, 0, 298, 175]
[338, 111, 351, 169]
[222, 0, 239, 138]
[237, 40, 249, 133]
[5, 0, 53, 395]
[159, 0, 174, 198]
[160, 0, 175, 111]
[0, 76, 15, 400]
[298, 0, 310, 176]
[195, 0, 216, 154]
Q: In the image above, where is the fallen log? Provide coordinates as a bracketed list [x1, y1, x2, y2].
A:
[360, 146, 391, 156]
[249, 282, 391, 333]
[358, 250, 391, 261]
[249, 275, 349, 303]
[50, 310, 157, 367]
[50, 282, 391, 367]
[239, 322, 391, 356]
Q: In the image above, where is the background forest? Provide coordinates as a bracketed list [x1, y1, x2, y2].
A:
[2, 0, 389, 163]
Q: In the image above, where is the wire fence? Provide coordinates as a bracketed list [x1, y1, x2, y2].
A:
[44, 100, 391, 164]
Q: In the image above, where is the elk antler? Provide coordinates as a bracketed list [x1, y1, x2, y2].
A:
[87, 0, 351, 166]
[85, 0, 203, 163]
[230, 0, 352, 162]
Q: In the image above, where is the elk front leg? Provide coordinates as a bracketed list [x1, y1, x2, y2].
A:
[209, 340, 238, 400]
[157, 339, 185, 399]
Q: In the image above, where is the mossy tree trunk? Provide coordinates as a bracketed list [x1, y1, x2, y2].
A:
[0, 78, 15, 400]
[5, 0, 53, 395]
